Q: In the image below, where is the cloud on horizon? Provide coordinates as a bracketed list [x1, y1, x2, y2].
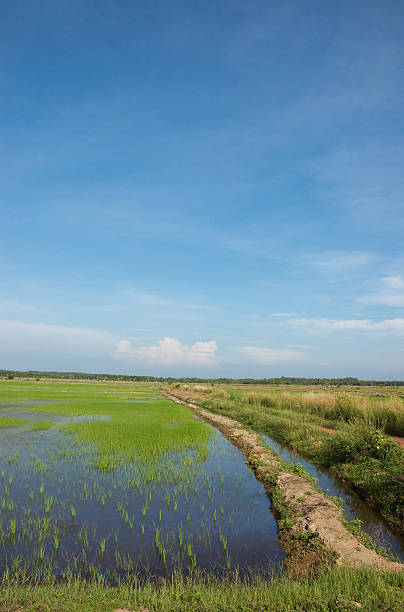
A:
[114, 337, 219, 367]
[237, 346, 303, 365]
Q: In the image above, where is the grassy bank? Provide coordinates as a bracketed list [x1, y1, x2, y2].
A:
[176, 385, 404, 533]
[1, 567, 403, 611]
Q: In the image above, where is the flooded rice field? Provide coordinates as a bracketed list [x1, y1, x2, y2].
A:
[261, 433, 404, 561]
[0, 382, 285, 580]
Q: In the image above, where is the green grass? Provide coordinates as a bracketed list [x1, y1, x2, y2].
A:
[0, 567, 403, 611]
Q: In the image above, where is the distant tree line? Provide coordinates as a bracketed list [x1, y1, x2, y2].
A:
[1, 370, 403, 386]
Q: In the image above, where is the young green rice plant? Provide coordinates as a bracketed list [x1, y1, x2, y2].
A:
[99, 538, 106, 558]
[53, 534, 59, 553]
[70, 505, 76, 520]
[38, 543, 45, 563]
[44, 495, 53, 514]
[219, 532, 228, 554]
[9, 519, 16, 543]
[39, 483, 44, 498]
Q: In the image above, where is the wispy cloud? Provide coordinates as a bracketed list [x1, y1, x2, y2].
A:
[308, 250, 379, 274]
[290, 317, 404, 334]
[271, 312, 300, 317]
[121, 289, 220, 313]
[237, 346, 303, 365]
[114, 337, 218, 367]
[0, 301, 41, 314]
[0, 320, 117, 354]
[360, 276, 404, 307]
[311, 145, 404, 231]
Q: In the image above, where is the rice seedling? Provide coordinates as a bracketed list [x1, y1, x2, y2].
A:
[44, 495, 53, 514]
[99, 538, 106, 558]
[9, 520, 16, 543]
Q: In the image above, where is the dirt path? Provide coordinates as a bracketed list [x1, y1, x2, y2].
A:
[164, 391, 404, 573]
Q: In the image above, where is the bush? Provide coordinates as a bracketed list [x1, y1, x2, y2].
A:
[320, 425, 400, 466]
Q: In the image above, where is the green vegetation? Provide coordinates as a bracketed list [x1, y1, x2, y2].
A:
[181, 385, 404, 533]
[0, 416, 25, 428]
[2, 368, 404, 385]
[0, 567, 403, 611]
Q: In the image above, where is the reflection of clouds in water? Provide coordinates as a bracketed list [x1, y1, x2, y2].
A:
[63, 414, 112, 424]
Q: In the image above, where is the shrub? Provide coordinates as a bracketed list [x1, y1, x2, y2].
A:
[320, 425, 400, 466]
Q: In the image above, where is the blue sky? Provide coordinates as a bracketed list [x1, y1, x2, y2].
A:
[1, 0, 404, 378]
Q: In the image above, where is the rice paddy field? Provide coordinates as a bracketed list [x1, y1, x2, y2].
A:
[1, 379, 404, 611]
[0, 379, 286, 582]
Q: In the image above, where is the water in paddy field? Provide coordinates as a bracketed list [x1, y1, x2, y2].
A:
[0, 402, 285, 581]
[261, 433, 404, 561]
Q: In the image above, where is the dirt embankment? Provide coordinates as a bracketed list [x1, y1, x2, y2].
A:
[164, 391, 404, 574]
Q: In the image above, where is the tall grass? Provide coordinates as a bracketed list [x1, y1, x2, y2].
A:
[244, 390, 404, 436]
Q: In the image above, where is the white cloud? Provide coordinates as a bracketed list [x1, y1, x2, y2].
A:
[360, 275, 404, 307]
[271, 312, 300, 317]
[290, 317, 404, 334]
[114, 337, 218, 367]
[239, 346, 303, 365]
